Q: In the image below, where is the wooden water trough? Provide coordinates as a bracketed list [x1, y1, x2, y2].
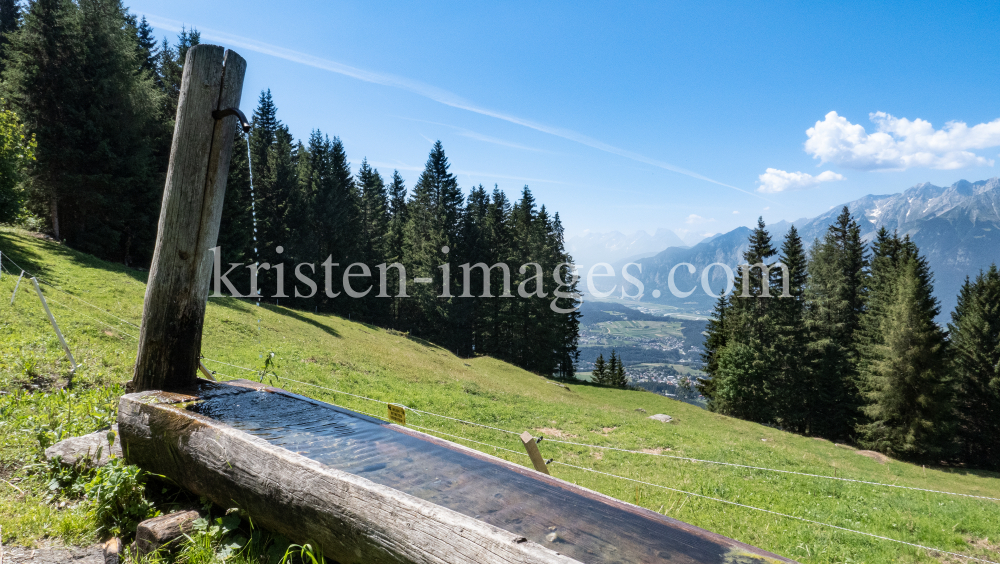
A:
[119, 379, 794, 564]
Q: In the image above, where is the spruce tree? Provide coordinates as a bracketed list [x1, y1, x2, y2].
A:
[315, 135, 358, 313]
[4, 0, 162, 263]
[215, 129, 254, 290]
[0, 0, 20, 75]
[804, 207, 868, 438]
[608, 350, 629, 389]
[948, 265, 1000, 470]
[714, 342, 770, 420]
[402, 141, 462, 344]
[357, 159, 388, 265]
[773, 225, 810, 431]
[131, 15, 157, 74]
[606, 349, 619, 387]
[385, 170, 408, 326]
[592, 353, 607, 385]
[699, 293, 729, 411]
[356, 159, 389, 322]
[717, 217, 779, 424]
[477, 185, 513, 358]
[159, 26, 199, 122]
[857, 256, 951, 461]
[281, 132, 324, 306]
[550, 211, 581, 380]
[454, 184, 490, 357]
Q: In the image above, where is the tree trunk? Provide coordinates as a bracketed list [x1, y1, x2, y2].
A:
[50, 195, 59, 240]
[131, 45, 246, 392]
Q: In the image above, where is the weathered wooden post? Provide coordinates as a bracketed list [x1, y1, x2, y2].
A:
[132, 45, 247, 392]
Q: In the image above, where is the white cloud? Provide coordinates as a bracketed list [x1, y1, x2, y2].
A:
[757, 168, 844, 193]
[686, 214, 714, 225]
[732, 210, 740, 214]
[805, 111, 1000, 171]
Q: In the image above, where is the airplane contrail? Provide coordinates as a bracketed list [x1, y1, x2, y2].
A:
[147, 15, 767, 200]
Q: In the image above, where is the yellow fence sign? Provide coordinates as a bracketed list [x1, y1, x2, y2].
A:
[387, 403, 406, 425]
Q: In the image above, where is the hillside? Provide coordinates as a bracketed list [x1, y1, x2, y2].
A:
[2, 227, 1000, 564]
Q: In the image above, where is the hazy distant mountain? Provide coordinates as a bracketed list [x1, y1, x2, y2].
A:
[566, 228, 685, 267]
[603, 178, 1000, 318]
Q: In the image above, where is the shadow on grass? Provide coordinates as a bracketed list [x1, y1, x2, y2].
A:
[209, 297, 343, 340]
[0, 229, 148, 286]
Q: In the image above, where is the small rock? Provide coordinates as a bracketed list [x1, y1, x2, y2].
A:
[545, 532, 559, 543]
[45, 425, 121, 468]
[648, 414, 672, 423]
[103, 537, 122, 564]
[634, 408, 647, 413]
[135, 510, 201, 557]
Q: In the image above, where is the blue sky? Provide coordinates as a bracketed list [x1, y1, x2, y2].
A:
[135, 1, 1000, 241]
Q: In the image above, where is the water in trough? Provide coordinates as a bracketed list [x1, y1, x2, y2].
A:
[185, 384, 788, 564]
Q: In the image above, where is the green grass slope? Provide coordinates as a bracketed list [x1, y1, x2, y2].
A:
[2, 227, 999, 563]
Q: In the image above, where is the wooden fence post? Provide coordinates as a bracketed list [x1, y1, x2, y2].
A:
[31, 277, 77, 379]
[520, 431, 551, 475]
[10, 270, 23, 305]
[132, 45, 247, 392]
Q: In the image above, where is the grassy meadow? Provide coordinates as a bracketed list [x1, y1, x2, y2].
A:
[1, 227, 999, 563]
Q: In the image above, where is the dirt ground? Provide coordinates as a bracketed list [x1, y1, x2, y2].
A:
[2, 542, 103, 564]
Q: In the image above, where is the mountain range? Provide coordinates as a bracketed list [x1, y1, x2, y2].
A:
[590, 178, 1000, 318]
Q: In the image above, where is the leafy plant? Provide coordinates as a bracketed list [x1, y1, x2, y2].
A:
[281, 542, 325, 564]
[84, 456, 159, 537]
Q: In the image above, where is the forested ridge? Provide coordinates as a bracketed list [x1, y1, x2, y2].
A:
[0, 0, 581, 378]
[700, 210, 1000, 470]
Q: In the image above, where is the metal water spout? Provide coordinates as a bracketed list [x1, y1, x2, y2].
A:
[212, 107, 251, 133]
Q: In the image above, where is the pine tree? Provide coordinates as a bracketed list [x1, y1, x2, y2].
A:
[131, 15, 157, 74]
[4, 0, 162, 263]
[717, 217, 780, 424]
[216, 129, 254, 286]
[948, 265, 1000, 470]
[357, 159, 389, 322]
[315, 135, 358, 313]
[454, 184, 490, 357]
[0, 0, 21, 76]
[773, 225, 810, 432]
[856, 227, 904, 423]
[478, 185, 513, 357]
[714, 342, 770, 420]
[159, 26, 199, 122]
[857, 256, 951, 461]
[550, 211, 581, 380]
[592, 353, 607, 385]
[385, 170, 408, 326]
[606, 349, 619, 387]
[402, 141, 462, 343]
[608, 349, 629, 389]
[698, 293, 729, 411]
[804, 207, 868, 439]
[357, 159, 388, 264]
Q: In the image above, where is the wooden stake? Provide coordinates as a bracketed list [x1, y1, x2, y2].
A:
[520, 431, 550, 475]
[31, 277, 77, 378]
[198, 361, 216, 381]
[10, 270, 23, 305]
[132, 45, 247, 392]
